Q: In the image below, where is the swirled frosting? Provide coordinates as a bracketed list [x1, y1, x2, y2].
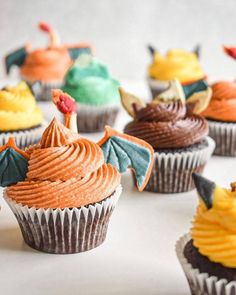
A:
[148, 49, 205, 83]
[201, 81, 236, 122]
[62, 55, 120, 106]
[192, 186, 236, 268]
[124, 101, 208, 149]
[20, 47, 72, 82]
[6, 118, 120, 209]
[0, 81, 43, 131]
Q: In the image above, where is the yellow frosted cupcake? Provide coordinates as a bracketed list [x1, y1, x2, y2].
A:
[176, 173, 236, 294]
[0, 81, 46, 148]
[147, 46, 206, 99]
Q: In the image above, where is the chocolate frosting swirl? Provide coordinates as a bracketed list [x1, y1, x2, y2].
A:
[124, 101, 208, 149]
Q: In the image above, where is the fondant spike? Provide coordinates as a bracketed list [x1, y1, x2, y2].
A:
[192, 173, 215, 209]
[193, 44, 201, 58]
[147, 44, 156, 57]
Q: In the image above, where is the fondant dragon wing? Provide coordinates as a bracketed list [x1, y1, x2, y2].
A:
[5, 46, 28, 74]
[0, 138, 29, 187]
[183, 79, 208, 99]
[98, 126, 154, 191]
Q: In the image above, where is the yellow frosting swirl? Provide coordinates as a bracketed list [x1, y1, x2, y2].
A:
[148, 49, 205, 83]
[0, 81, 43, 131]
[192, 186, 236, 268]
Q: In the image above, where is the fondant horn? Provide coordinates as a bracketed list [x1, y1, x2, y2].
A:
[5, 46, 28, 74]
[192, 173, 215, 209]
[147, 45, 156, 57]
[192, 44, 201, 58]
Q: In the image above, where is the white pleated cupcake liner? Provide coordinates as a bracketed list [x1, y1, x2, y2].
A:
[208, 120, 236, 157]
[176, 234, 236, 295]
[147, 77, 170, 98]
[144, 136, 215, 193]
[4, 185, 122, 254]
[76, 103, 120, 132]
[0, 121, 47, 149]
[22, 78, 63, 102]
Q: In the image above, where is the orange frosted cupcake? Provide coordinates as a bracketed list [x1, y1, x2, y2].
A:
[201, 81, 236, 156]
[0, 91, 153, 254]
[5, 22, 92, 101]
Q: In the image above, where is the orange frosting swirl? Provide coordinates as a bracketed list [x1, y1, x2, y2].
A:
[201, 81, 236, 122]
[20, 47, 72, 82]
[7, 119, 121, 209]
[27, 140, 104, 182]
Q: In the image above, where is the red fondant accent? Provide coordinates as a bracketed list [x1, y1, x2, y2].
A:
[57, 93, 77, 114]
[39, 22, 51, 33]
[224, 46, 236, 60]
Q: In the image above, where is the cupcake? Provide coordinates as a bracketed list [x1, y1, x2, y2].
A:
[147, 46, 206, 99]
[5, 22, 92, 101]
[62, 54, 120, 132]
[0, 90, 153, 254]
[176, 173, 236, 294]
[120, 80, 215, 193]
[0, 81, 46, 148]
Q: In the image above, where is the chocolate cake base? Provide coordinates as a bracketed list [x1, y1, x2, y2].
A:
[4, 186, 122, 254]
[19, 205, 113, 254]
[0, 124, 42, 134]
[143, 138, 214, 193]
[207, 120, 236, 157]
[77, 108, 119, 133]
[184, 240, 236, 282]
[0, 123, 46, 149]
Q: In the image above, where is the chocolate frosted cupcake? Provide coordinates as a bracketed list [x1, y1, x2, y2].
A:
[62, 54, 120, 132]
[5, 22, 91, 101]
[201, 81, 236, 156]
[120, 82, 215, 193]
[176, 173, 236, 294]
[0, 81, 46, 148]
[147, 46, 207, 99]
[1, 91, 153, 254]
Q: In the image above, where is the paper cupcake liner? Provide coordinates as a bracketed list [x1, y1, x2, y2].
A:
[207, 120, 236, 157]
[147, 77, 170, 98]
[144, 137, 215, 193]
[4, 185, 122, 254]
[176, 234, 236, 295]
[22, 78, 63, 102]
[0, 121, 47, 149]
[76, 103, 120, 133]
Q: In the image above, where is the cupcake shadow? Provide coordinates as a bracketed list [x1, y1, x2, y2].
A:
[0, 227, 36, 253]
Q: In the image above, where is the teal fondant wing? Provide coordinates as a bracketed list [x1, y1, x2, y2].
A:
[5, 47, 28, 74]
[98, 127, 154, 191]
[0, 148, 28, 187]
[183, 80, 208, 99]
[68, 47, 92, 60]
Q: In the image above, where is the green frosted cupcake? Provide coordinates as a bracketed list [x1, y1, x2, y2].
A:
[62, 54, 120, 132]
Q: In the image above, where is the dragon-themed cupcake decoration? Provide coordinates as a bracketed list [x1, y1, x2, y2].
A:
[0, 90, 154, 254]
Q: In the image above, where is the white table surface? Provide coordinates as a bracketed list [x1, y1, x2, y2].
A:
[1, 80, 236, 295]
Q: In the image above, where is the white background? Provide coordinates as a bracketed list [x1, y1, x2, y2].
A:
[1, 0, 236, 81]
[1, 80, 236, 294]
[1, 1, 236, 293]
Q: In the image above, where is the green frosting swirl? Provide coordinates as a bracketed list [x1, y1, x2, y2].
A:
[62, 55, 120, 106]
